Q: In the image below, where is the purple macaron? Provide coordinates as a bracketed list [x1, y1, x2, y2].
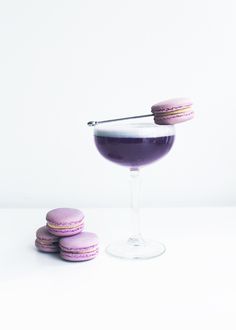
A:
[59, 232, 99, 261]
[35, 226, 59, 253]
[46, 208, 85, 237]
[151, 98, 194, 125]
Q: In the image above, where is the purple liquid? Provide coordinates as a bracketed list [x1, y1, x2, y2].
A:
[94, 135, 175, 167]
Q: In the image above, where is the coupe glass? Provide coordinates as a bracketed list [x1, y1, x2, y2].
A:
[93, 121, 175, 259]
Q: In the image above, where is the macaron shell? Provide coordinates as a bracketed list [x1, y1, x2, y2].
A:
[35, 239, 59, 253]
[46, 208, 84, 225]
[36, 226, 59, 242]
[59, 232, 99, 250]
[60, 248, 99, 261]
[151, 97, 192, 112]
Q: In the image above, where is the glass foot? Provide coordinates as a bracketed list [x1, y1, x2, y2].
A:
[106, 239, 166, 260]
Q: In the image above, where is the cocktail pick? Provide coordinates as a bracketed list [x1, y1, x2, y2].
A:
[87, 113, 153, 126]
[87, 98, 193, 126]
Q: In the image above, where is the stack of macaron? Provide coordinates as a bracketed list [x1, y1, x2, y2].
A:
[35, 208, 99, 261]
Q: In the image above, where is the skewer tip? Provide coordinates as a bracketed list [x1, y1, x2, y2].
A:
[87, 121, 97, 127]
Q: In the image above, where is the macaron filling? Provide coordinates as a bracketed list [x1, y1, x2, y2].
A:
[154, 106, 191, 115]
[153, 104, 192, 112]
[154, 107, 193, 119]
[61, 248, 98, 255]
[35, 239, 58, 245]
[60, 244, 98, 254]
[35, 239, 59, 252]
[47, 221, 83, 230]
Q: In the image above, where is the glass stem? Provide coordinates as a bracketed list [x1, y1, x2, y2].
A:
[128, 168, 145, 246]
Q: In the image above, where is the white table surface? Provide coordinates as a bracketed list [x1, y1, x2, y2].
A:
[0, 207, 236, 330]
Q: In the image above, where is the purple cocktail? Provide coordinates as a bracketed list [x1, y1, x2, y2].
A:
[93, 122, 175, 259]
[95, 135, 174, 168]
[94, 123, 174, 168]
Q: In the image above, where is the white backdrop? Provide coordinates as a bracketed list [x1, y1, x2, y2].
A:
[0, 0, 235, 208]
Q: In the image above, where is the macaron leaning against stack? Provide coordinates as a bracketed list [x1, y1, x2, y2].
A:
[151, 98, 194, 125]
[46, 208, 85, 237]
[59, 232, 99, 261]
[35, 226, 59, 253]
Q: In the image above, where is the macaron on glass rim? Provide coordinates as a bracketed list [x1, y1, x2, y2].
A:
[151, 97, 193, 125]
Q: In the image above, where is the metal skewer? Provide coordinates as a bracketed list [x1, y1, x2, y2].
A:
[87, 113, 154, 126]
